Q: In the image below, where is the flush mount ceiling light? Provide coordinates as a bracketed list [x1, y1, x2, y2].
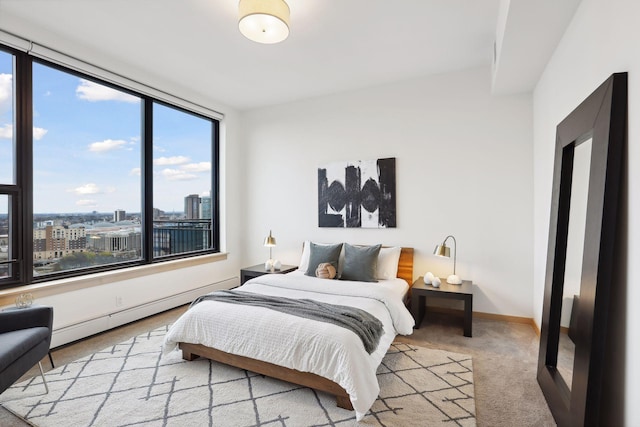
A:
[238, 0, 290, 44]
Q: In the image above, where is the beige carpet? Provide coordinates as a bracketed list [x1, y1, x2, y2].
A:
[0, 326, 475, 426]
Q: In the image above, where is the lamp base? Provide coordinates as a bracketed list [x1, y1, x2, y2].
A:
[447, 274, 462, 285]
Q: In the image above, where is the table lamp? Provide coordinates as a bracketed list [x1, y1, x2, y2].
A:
[434, 235, 462, 284]
[263, 230, 278, 271]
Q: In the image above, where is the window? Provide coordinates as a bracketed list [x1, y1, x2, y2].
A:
[32, 63, 143, 276]
[0, 44, 220, 289]
[152, 102, 214, 258]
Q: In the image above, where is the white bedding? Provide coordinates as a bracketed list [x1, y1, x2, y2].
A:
[163, 272, 415, 421]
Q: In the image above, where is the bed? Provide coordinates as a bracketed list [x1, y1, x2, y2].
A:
[163, 245, 415, 421]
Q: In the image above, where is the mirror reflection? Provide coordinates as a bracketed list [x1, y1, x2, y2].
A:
[558, 138, 592, 391]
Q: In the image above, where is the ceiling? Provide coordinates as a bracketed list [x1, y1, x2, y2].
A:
[0, 0, 581, 111]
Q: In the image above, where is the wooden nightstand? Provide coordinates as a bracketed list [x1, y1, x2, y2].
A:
[240, 264, 298, 285]
[411, 277, 473, 337]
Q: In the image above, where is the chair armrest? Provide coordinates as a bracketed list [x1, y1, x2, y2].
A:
[0, 306, 53, 334]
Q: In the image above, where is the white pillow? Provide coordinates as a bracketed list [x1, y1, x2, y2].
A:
[377, 246, 402, 280]
[297, 240, 312, 272]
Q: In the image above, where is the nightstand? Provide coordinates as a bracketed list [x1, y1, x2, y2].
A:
[240, 264, 298, 285]
[411, 277, 473, 337]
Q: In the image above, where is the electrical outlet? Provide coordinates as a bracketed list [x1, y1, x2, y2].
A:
[115, 296, 123, 307]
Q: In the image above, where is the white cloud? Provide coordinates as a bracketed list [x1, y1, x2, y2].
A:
[161, 168, 198, 181]
[70, 183, 101, 195]
[181, 162, 211, 173]
[76, 79, 138, 103]
[154, 156, 189, 166]
[130, 167, 141, 176]
[0, 124, 11, 139]
[76, 199, 98, 207]
[89, 139, 128, 152]
[0, 124, 48, 140]
[0, 74, 11, 113]
[33, 127, 48, 140]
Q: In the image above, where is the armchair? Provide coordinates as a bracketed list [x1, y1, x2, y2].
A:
[0, 306, 53, 395]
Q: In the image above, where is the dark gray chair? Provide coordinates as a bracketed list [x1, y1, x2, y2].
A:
[0, 306, 53, 395]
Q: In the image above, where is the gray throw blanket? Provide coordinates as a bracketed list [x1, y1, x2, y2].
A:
[191, 290, 384, 354]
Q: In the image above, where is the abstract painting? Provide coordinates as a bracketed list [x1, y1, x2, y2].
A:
[318, 157, 396, 228]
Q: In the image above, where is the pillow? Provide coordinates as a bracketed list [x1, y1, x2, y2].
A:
[340, 243, 382, 282]
[299, 241, 346, 275]
[297, 240, 312, 272]
[304, 242, 343, 277]
[315, 262, 337, 279]
[377, 246, 402, 279]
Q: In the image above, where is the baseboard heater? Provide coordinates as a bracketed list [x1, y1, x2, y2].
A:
[51, 277, 237, 348]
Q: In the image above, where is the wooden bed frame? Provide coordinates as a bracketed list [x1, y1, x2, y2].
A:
[179, 247, 414, 411]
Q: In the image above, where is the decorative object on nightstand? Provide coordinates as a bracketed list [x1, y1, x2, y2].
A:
[423, 272, 434, 284]
[434, 235, 462, 284]
[431, 277, 441, 288]
[263, 230, 280, 271]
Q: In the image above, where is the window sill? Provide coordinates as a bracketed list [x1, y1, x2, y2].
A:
[0, 252, 228, 307]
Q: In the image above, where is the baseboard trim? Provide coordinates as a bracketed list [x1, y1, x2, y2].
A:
[427, 306, 540, 333]
[51, 277, 236, 347]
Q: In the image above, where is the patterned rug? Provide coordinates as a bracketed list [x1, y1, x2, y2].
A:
[0, 326, 475, 426]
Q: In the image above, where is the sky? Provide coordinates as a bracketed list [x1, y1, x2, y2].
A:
[0, 51, 213, 215]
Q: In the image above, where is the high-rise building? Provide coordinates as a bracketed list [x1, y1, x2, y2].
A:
[200, 196, 212, 219]
[184, 194, 200, 219]
[114, 209, 126, 222]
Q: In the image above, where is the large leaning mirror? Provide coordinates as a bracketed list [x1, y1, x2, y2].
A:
[537, 73, 627, 427]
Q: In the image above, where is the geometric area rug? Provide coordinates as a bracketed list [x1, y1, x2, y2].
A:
[0, 326, 475, 426]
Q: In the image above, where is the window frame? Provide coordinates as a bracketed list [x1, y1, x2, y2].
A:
[0, 44, 220, 290]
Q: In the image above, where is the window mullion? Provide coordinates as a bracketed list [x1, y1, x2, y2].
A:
[142, 98, 153, 263]
[15, 52, 33, 284]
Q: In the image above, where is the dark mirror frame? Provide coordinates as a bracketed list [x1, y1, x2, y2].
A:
[537, 72, 627, 427]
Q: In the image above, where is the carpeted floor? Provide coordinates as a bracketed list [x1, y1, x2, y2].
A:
[0, 306, 556, 426]
[0, 327, 475, 426]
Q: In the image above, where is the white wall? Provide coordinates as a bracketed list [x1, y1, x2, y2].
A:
[533, 0, 639, 423]
[240, 67, 534, 318]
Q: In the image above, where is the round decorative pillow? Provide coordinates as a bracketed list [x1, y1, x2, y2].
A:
[315, 262, 337, 279]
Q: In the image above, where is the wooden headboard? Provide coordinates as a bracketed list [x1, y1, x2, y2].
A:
[397, 247, 414, 287]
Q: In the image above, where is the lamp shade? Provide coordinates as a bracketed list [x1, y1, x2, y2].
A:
[239, 0, 290, 44]
[263, 230, 276, 247]
[433, 243, 450, 258]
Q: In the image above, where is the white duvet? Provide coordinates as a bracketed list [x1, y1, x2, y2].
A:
[162, 271, 415, 421]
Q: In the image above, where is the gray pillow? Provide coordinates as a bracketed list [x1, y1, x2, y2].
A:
[305, 242, 343, 277]
[340, 243, 381, 282]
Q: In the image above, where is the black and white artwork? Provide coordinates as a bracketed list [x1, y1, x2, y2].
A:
[318, 157, 396, 228]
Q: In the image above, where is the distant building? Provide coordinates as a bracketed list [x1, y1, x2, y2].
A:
[88, 230, 141, 255]
[200, 196, 212, 220]
[33, 225, 87, 260]
[114, 209, 126, 222]
[153, 208, 165, 220]
[184, 194, 200, 219]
